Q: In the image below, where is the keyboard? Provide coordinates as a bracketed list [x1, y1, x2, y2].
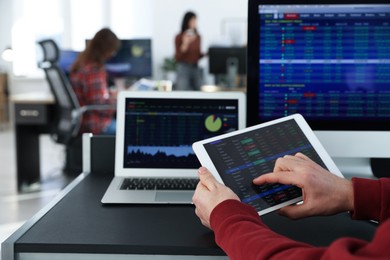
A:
[120, 178, 199, 190]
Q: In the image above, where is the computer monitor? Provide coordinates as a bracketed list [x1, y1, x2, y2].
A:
[86, 39, 152, 79]
[58, 50, 80, 76]
[106, 39, 152, 79]
[209, 46, 247, 88]
[247, 0, 390, 176]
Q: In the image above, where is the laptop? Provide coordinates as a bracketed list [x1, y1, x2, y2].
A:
[101, 90, 246, 204]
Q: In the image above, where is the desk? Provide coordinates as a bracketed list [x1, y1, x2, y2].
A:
[3, 174, 226, 259]
[0, 73, 9, 127]
[10, 92, 55, 192]
[2, 172, 377, 259]
[2, 135, 378, 259]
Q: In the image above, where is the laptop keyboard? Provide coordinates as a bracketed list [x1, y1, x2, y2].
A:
[120, 178, 199, 190]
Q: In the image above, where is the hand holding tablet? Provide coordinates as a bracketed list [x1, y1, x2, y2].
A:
[192, 114, 343, 216]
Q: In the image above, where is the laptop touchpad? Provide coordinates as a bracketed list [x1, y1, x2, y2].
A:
[155, 192, 193, 203]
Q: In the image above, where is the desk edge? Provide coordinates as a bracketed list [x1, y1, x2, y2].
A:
[1, 173, 88, 260]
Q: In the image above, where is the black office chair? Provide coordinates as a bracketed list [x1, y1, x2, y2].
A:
[37, 39, 113, 176]
[38, 39, 83, 144]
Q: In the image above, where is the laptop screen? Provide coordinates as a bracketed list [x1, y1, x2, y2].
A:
[123, 97, 240, 169]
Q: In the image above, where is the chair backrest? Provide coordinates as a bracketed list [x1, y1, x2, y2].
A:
[39, 39, 60, 63]
[38, 39, 81, 144]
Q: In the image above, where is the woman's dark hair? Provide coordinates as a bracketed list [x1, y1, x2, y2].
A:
[71, 28, 121, 72]
[180, 11, 197, 34]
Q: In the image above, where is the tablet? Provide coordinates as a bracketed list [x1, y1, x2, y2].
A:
[192, 114, 343, 216]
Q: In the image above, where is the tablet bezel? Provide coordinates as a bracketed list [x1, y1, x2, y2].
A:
[192, 114, 343, 215]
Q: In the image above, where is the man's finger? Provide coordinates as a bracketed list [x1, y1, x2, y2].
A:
[194, 180, 208, 193]
[274, 155, 303, 172]
[294, 152, 311, 161]
[253, 171, 300, 187]
[198, 167, 218, 191]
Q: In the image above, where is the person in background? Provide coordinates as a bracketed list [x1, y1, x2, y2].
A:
[193, 153, 390, 259]
[175, 11, 205, 91]
[70, 28, 121, 135]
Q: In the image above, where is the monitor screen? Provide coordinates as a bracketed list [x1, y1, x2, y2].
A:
[88, 39, 152, 79]
[58, 50, 80, 74]
[247, 1, 390, 131]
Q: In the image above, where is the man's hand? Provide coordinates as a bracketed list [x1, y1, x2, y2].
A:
[254, 153, 354, 219]
[192, 167, 240, 229]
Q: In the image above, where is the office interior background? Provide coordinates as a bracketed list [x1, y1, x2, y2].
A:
[0, 0, 247, 254]
[0, 0, 248, 94]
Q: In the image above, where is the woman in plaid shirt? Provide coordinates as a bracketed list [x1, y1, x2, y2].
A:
[70, 28, 121, 135]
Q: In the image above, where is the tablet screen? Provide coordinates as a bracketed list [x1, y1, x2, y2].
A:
[203, 118, 327, 213]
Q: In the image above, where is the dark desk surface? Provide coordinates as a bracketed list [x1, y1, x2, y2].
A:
[15, 174, 223, 256]
[12, 173, 377, 257]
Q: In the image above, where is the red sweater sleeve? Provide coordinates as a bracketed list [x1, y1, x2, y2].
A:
[350, 178, 390, 222]
[210, 200, 323, 259]
[210, 178, 390, 259]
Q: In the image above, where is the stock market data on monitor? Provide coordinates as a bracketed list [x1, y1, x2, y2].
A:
[123, 98, 239, 169]
[258, 4, 390, 121]
[204, 119, 327, 212]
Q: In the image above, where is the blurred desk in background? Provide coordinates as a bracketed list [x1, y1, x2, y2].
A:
[0, 73, 9, 129]
[10, 92, 55, 192]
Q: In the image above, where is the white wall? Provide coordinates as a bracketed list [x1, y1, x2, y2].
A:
[0, 0, 13, 75]
[110, 0, 153, 40]
[1, 0, 248, 94]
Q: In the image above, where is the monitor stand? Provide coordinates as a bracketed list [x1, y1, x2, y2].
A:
[226, 57, 238, 88]
[370, 158, 390, 178]
[333, 157, 390, 179]
[333, 158, 373, 179]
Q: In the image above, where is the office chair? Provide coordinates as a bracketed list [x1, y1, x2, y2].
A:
[38, 39, 113, 175]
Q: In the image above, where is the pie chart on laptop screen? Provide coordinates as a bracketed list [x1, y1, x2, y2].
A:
[205, 115, 223, 132]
